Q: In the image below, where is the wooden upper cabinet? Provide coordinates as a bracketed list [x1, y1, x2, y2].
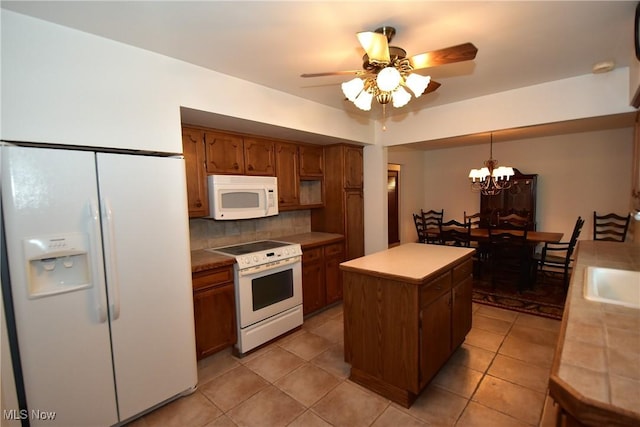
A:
[275, 141, 299, 207]
[243, 137, 275, 176]
[182, 127, 209, 218]
[344, 145, 364, 189]
[204, 131, 244, 174]
[299, 145, 324, 177]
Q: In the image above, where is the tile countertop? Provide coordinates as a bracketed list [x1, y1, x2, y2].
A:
[549, 240, 640, 426]
[190, 232, 344, 273]
[339, 243, 475, 284]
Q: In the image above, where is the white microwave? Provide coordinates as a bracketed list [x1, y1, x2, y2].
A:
[206, 174, 278, 220]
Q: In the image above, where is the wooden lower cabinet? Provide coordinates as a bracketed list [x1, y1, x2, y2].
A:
[344, 257, 473, 407]
[192, 265, 237, 360]
[301, 242, 345, 315]
[302, 247, 325, 315]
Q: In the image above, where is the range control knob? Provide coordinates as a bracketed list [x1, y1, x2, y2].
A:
[243, 257, 250, 264]
[253, 255, 259, 262]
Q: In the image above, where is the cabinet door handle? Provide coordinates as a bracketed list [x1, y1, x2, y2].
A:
[233, 163, 239, 170]
[247, 165, 254, 171]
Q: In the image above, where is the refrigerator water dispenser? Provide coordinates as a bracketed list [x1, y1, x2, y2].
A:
[23, 232, 92, 298]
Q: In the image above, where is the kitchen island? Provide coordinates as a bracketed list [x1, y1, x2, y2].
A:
[340, 243, 475, 407]
[548, 240, 640, 426]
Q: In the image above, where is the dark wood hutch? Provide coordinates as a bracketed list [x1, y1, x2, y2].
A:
[480, 168, 537, 230]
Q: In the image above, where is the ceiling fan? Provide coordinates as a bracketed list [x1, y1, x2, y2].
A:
[301, 26, 478, 111]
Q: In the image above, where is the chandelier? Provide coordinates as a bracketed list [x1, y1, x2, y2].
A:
[469, 133, 515, 196]
[341, 53, 431, 111]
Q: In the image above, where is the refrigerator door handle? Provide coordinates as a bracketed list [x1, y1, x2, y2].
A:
[103, 198, 121, 321]
[88, 201, 108, 323]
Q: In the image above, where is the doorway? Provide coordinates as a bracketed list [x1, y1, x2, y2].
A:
[388, 164, 400, 247]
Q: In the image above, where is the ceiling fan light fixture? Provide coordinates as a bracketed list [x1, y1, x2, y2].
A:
[376, 66, 401, 92]
[341, 77, 365, 102]
[405, 73, 431, 98]
[353, 89, 373, 111]
[392, 86, 411, 108]
[356, 31, 390, 65]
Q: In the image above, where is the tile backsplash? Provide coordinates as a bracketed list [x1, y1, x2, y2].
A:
[189, 210, 311, 250]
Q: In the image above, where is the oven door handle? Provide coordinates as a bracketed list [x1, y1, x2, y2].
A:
[238, 255, 301, 276]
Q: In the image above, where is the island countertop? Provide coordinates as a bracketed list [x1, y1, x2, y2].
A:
[340, 243, 475, 284]
[549, 240, 640, 426]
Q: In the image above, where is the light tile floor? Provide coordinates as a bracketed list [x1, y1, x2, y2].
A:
[128, 303, 561, 427]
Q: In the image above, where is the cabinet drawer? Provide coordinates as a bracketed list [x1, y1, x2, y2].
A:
[324, 242, 344, 257]
[302, 247, 323, 263]
[420, 272, 451, 308]
[192, 267, 234, 290]
[452, 259, 473, 284]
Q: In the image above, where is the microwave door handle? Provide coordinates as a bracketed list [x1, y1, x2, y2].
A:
[264, 187, 269, 216]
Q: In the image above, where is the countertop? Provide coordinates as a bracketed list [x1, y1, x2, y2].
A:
[190, 232, 344, 273]
[339, 243, 475, 285]
[549, 240, 640, 426]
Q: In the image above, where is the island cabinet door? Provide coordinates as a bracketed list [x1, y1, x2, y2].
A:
[419, 274, 452, 389]
[451, 275, 473, 350]
[342, 271, 420, 391]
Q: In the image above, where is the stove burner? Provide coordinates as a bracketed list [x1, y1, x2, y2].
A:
[213, 240, 291, 256]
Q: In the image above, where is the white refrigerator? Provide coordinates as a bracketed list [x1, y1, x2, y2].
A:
[1, 143, 198, 426]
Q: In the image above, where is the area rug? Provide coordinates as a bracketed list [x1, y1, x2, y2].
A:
[472, 275, 567, 320]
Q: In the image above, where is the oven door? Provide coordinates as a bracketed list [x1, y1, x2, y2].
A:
[235, 256, 302, 328]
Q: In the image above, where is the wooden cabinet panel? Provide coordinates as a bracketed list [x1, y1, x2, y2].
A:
[192, 266, 237, 360]
[345, 190, 364, 260]
[301, 241, 345, 315]
[302, 247, 325, 315]
[299, 145, 324, 177]
[275, 141, 300, 207]
[243, 137, 275, 176]
[344, 145, 364, 189]
[419, 273, 451, 308]
[204, 131, 245, 174]
[325, 243, 344, 304]
[419, 291, 452, 388]
[311, 144, 364, 261]
[182, 127, 209, 218]
[451, 275, 473, 350]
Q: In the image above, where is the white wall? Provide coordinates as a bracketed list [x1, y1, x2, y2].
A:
[387, 148, 428, 245]
[1, 10, 373, 152]
[389, 127, 634, 245]
[378, 69, 635, 146]
[363, 145, 388, 254]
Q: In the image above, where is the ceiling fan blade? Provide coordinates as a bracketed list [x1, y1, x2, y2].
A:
[300, 70, 366, 78]
[409, 42, 478, 70]
[424, 80, 441, 94]
[356, 31, 390, 64]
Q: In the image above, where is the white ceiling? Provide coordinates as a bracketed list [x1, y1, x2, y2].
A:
[2, 1, 637, 143]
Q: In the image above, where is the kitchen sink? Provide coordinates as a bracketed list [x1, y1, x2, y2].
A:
[584, 267, 640, 309]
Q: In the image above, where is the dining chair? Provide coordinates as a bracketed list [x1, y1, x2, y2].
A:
[421, 209, 444, 244]
[533, 216, 585, 291]
[488, 222, 531, 292]
[413, 213, 427, 243]
[593, 211, 631, 242]
[496, 213, 529, 230]
[439, 219, 471, 247]
[464, 211, 491, 277]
